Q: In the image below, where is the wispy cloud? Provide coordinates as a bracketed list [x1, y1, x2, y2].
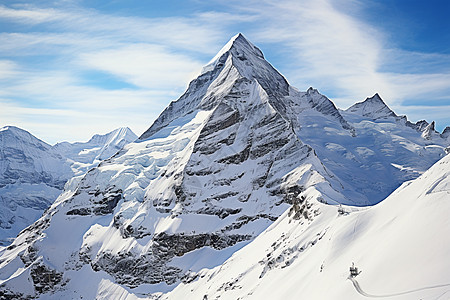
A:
[0, 4, 225, 53]
[227, 0, 450, 119]
[0, 0, 449, 143]
[79, 44, 203, 89]
[0, 5, 65, 24]
[0, 3, 239, 143]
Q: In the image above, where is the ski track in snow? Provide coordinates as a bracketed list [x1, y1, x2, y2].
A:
[349, 277, 450, 298]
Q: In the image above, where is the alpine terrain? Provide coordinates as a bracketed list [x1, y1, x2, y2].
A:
[0, 126, 137, 247]
[0, 34, 448, 299]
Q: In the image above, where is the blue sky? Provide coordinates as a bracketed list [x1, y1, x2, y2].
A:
[1, 0, 449, 144]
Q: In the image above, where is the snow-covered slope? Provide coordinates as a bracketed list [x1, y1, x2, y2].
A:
[0, 34, 448, 299]
[0, 126, 137, 246]
[53, 127, 137, 174]
[0, 126, 71, 247]
[0, 33, 354, 299]
[294, 94, 448, 204]
[164, 153, 450, 300]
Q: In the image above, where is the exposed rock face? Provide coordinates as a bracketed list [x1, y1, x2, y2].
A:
[90, 232, 251, 287]
[0, 34, 448, 299]
[0, 34, 351, 297]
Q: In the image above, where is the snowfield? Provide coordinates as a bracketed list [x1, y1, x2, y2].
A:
[0, 126, 137, 246]
[0, 33, 449, 299]
[164, 153, 450, 300]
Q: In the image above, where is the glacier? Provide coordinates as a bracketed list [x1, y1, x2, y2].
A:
[0, 33, 448, 299]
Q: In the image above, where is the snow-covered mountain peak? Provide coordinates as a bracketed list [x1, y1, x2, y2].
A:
[1, 33, 450, 299]
[0, 126, 50, 150]
[441, 126, 450, 139]
[140, 33, 290, 140]
[87, 127, 136, 144]
[53, 127, 137, 165]
[201, 33, 264, 75]
[346, 93, 397, 119]
[140, 35, 353, 144]
[421, 120, 437, 140]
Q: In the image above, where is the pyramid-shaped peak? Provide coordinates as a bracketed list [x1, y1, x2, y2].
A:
[141, 34, 290, 140]
[201, 33, 265, 74]
[214, 33, 263, 59]
[346, 93, 397, 119]
[422, 121, 436, 140]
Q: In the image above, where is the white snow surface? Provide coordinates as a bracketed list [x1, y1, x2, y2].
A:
[0, 126, 137, 246]
[164, 153, 450, 300]
[345, 93, 396, 120]
[0, 34, 449, 299]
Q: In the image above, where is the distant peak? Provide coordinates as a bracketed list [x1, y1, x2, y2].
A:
[113, 126, 134, 134]
[346, 93, 397, 119]
[441, 126, 450, 139]
[0, 125, 51, 146]
[0, 125, 36, 138]
[1, 125, 21, 133]
[306, 87, 319, 94]
[366, 93, 384, 103]
[88, 127, 137, 144]
[422, 121, 436, 140]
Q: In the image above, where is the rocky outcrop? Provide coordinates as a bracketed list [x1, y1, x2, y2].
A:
[89, 232, 252, 287]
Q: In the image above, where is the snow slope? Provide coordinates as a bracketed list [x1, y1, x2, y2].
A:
[0, 33, 354, 299]
[0, 126, 137, 246]
[0, 34, 448, 299]
[294, 94, 448, 204]
[0, 126, 70, 247]
[53, 127, 137, 172]
[165, 153, 450, 300]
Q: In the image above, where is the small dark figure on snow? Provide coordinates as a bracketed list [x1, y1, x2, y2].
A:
[349, 262, 361, 277]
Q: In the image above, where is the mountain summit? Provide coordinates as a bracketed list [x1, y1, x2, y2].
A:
[0, 34, 448, 299]
[140, 33, 291, 140]
[201, 33, 265, 74]
[346, 93, 397, 119]
[0, 34, 358, 298]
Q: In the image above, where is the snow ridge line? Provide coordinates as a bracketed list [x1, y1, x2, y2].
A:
[348, 276, 450, 298]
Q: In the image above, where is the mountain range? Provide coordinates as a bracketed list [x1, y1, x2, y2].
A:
[0, 33, 448, 299]
[0, 126, 137, 246]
